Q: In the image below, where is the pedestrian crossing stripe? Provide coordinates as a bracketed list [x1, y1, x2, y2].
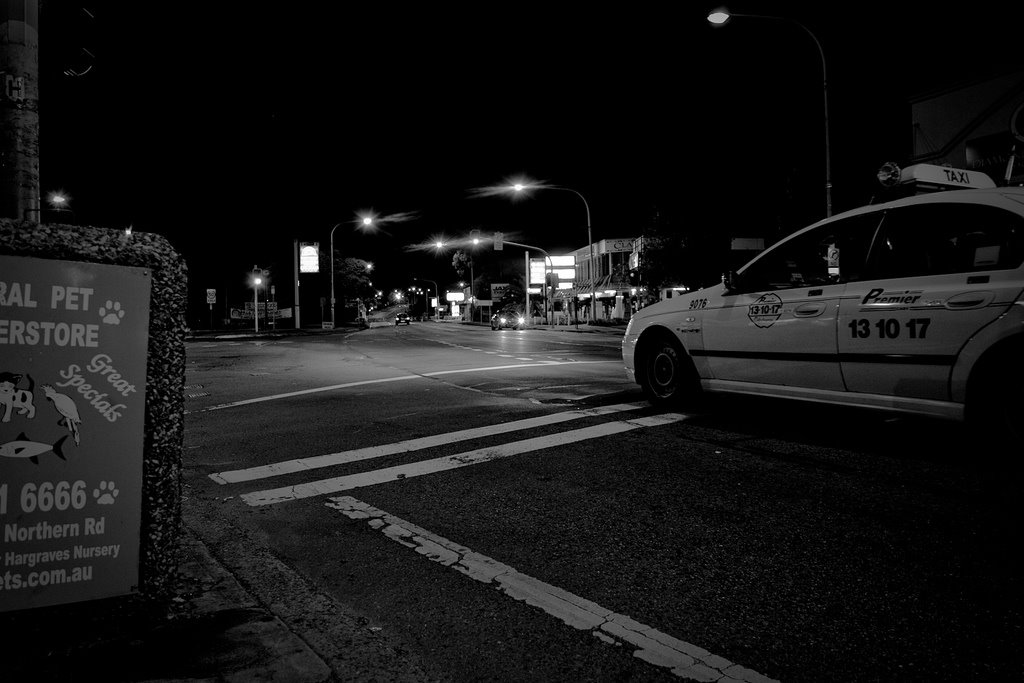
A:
[239, 413, 687, 506]
[209, 402, 648, 485]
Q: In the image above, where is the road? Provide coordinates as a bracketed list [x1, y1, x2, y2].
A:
[183, 321, 1021, 682]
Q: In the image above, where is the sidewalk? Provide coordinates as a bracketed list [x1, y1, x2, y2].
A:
[2, 509, 427, 682]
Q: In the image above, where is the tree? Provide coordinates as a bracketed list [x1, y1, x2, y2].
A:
[638, 207, 727, 295]
[451, 250, 471, 279]
[324, 250, 375, 308]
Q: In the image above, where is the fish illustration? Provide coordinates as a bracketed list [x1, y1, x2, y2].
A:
[0, 433, 68, 464]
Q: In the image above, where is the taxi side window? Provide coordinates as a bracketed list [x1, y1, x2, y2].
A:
[866, 203, 1024, 279]
[738, 213, 881, 291]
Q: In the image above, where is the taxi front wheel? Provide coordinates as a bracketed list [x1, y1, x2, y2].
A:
[638, 333, 699, 406]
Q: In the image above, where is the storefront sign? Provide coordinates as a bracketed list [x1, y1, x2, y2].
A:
[0, 256, 151, 612]
[299, 242, 320, 273]
[490, 282, 509, 300]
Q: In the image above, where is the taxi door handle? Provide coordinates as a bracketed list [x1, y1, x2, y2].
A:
[945, 291, 994, 310]
[793, 303, 826, 318]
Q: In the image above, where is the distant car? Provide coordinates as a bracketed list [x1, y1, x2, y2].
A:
[491, 309, 525, 330]
[395, 312, 411, 326]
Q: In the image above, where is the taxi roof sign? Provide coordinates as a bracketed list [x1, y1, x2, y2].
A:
[897, 163, 996, 190]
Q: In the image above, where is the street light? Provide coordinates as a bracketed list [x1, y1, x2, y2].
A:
[510, 182, 593, 322]
[708, 8, 832, 217]
[250, 268, 264, 334]
[329, 214, 375, 328]
[23, 191, 75, 222]
[413, 277, 440, 321]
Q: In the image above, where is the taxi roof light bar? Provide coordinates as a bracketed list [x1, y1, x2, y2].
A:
[877, 162, 996, 193]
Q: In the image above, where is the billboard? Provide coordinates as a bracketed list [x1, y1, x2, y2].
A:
[299, 242, 320, 273]
[0, 255, 151, 612]
[530, 255, 576, 286]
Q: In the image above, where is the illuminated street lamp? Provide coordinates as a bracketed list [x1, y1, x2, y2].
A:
[23, 191, 74, 222]
[510, 182, 593, 321]
[330, 214, 375, 328]
[708, 8, 832, 217]
[48, 192, 69, 210]
[251, 269, 264, 334]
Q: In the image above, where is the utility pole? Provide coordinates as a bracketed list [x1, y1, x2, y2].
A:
[0, 0, 40, 221]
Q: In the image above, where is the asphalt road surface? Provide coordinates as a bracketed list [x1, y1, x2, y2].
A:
[183, 321, 1021, 682]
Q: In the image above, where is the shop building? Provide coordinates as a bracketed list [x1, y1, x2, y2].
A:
[570, 238, 635, 321]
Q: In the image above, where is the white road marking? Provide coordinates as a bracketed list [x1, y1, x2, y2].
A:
[210, 403, 648, 484]
[187, 360, 619, 414]
[241, 415, 687, 506]
[326, 496, 779, 683]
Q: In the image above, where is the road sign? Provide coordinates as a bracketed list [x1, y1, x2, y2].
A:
[206, 288, 216, 304]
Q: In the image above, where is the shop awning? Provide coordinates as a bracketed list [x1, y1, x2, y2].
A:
[575, 275, 612, 293]
[553, 276, 635, 299]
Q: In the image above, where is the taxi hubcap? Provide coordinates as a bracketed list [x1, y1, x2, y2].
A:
[652, 350, 676, 389]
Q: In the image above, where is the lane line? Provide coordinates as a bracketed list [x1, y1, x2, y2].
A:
[326, 496, 779, 683]
[240, 414, 687, 506]
[187, 360, 619, 414]
[210, 403, 648, 484]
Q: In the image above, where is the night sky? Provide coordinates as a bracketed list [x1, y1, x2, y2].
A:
[33, 3, 1024, 319]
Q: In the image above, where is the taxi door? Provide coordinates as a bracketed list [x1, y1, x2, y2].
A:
[701, 284, 847, 390]
[699, 213, 882, 391]
[838, 201, 1024, 400]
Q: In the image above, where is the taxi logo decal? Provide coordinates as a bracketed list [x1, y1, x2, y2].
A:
[860, 288, 923, 309]
[748, 293, 783, 328]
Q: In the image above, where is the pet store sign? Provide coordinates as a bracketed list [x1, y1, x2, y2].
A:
[0, 255, 150, 612]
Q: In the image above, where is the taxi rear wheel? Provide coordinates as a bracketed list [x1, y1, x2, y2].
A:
[638, 332, 699, 406]
[968, 343, 1024, 451]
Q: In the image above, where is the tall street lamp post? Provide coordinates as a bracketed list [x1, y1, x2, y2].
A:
[510, 183, 594, 320]
[708, 9, 832, 217]
[329, 215, 374, 328]
[251, 270, 263, 334]
[414, 277, 440, 321]
[328, 222, 341, 328]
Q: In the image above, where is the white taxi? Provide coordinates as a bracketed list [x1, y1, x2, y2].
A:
[622, 165, 1024, 447]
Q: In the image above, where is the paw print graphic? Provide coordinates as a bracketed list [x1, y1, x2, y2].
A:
[94, 481, 119, 505]
[99, 300, 125, 325]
